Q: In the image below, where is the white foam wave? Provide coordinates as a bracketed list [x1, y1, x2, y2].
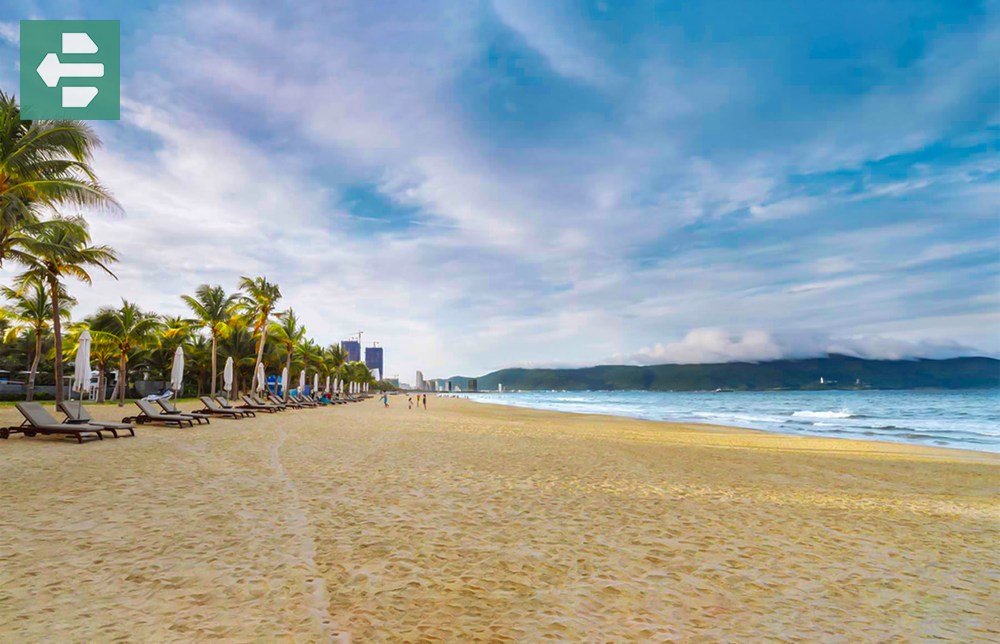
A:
[791, 410, 852, 419]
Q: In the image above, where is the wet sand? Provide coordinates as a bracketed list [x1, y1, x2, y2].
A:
[0, 396, 997, 641]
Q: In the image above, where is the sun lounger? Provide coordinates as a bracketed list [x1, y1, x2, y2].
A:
[292, 394, 318, 407]
[199, 396, 251, 418]
[58, 400, 136, 437]
[239, 394, 280, 413]
[253, 393, 286, 410]
[124, 399, 194, 427]
[213, 395, 257, 417]
[269, 393, 304, 409]
[1, 402, 107, 443]
[156, 398, 212, 424]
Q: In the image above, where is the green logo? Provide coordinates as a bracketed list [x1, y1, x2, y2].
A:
[19, 20, 120, 120]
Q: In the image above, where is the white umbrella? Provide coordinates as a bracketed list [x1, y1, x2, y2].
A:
[334, 378, 340, 394]
[299, 370, 306, 393]
[72, 330, 92, 400]
[170, 347, 184, 395]
[313, 373, 319, 393]
[325, 375, 330, 394]
[223, 356, 234, 395]
[256, 363, 266, 392]
[281, 367, 289, 398]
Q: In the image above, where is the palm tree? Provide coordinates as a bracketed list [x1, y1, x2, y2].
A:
[269, 309, 305, 401]
[1, 279, 74, 400]
[17, 215, 116, 401]
[0, 92, 120, 265]
[238, 276, 281, 393]
[145, 316, 192, 389]
[219, 314, 257, 396]
[89, 300, 161, 406]
[181, 284, 238, 396]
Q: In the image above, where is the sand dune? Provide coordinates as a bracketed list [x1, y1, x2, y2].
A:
[0, 397, 997, 641]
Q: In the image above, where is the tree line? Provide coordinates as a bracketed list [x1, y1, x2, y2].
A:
[0, 92, 376, 404]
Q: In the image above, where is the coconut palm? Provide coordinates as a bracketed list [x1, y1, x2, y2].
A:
[144, 316, 193, 388]
[64, 318, 116, 402]
[238, 276, 281, 392]
[1, 279, 74, 400]
[89, 300, 161, 406]
[181, 284, 239, 396]
[219, 314, 257, 395]
[0, 92, 120, 265]
[269, 309, 305, 401]
[16, 215, 117, 401]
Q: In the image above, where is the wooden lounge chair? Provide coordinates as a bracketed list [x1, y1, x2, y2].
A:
[58, 400, 136, 437]
[1, 402, 106, 443]
[253, 393, 286, 410]
[213, 395, 257, 417]
[269, 393, 304, 409]
[239, 394, 279, 413]
[199, 396, 250, 418]
[292, 394, 318, 407]
[156, 398, 212, 424]
[124, 399, 194, 427]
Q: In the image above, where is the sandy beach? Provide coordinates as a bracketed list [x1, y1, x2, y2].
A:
[0, 396, 997, 641]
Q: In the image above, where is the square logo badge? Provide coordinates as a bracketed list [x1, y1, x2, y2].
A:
[19, 20, 120, 120]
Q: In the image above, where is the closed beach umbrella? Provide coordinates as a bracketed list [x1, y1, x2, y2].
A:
[223, 356, 234, 394]
[334, 378, 340, 394]
[256, 363, 266, 392]
[299, 370, 306, 392]
[325, 375, 330, 393]
[72, 330, 92, 399]
[313, 373, 319, 393]
[170, 347, 184, 393]
[281, 367, 288, 396]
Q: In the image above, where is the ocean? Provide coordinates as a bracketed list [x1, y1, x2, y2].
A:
[465, 389, 1000, 453]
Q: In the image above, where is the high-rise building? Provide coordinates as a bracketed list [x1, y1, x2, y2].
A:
[341, 339, 361, 362]
[467, 378, 478, 392]
[415, 371, 425, 390]
[365, 345, 384, 380]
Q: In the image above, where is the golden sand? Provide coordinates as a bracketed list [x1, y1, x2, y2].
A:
[0, 396, 997, 641]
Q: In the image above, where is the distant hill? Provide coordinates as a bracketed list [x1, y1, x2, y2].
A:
[448, 355, 1000, 391]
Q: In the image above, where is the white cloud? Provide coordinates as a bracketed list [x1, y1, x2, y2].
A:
[626, 328, 985, 365]
[0, 22, 18, 46]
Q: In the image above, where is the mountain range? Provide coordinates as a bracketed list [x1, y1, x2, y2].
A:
[446, 355, 1000, 392]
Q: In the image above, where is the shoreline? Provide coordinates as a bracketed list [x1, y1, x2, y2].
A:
[1, 397, 997, 640]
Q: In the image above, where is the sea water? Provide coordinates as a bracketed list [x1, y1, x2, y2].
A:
[465, 389, 1000, 453]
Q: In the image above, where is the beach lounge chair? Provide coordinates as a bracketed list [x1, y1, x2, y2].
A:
[292, 394, 318, 407]
[156, 398, 212, 424]
[199, 396, 251, 418]
[58, 400, 136, 437]
[253, 393, 286, 410]
[269, 393, 304, 409]
[125, 399, 194, 427]
[1, 402, 107, 443]
[213, 395, 257, 417]
[240, 394, 280, 413]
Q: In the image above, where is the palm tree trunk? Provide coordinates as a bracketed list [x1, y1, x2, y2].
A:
[210, 334, 218, 396]
[97, 365, 106, 403]
[118, 352, 127, 407]
[251, 321, 268, 391]
[26, 333, 41, 402]
[48, 277, 64, 403]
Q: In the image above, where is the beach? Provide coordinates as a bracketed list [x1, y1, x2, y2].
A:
[0, 397, 997, 641]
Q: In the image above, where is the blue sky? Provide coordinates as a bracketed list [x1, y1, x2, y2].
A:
[1, 0, 997, 380]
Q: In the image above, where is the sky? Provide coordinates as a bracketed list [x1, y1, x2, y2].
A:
[1, 0, 998, 382]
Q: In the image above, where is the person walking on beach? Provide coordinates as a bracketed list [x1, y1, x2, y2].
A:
[381, 391, 389, 408]
[422, 394, 427, 409]
[407, 395, 413, 410]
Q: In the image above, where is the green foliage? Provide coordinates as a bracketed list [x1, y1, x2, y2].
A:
[459, 356, 1000, 391]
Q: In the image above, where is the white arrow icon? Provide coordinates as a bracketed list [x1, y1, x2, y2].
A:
[35, 33, 104, 108]
[36, 54, 104, 88]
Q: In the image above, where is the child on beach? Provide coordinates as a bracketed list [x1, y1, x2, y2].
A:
[381, 392, 389, 408]
[408, 396, 413, 409]
[422, 394, 427, 409]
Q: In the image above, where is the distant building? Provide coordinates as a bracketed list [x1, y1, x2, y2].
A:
[498, 383, 503, 392]
[467, 378, 478, 392]
[341, 339, 361, 362]
[365, 345, 384, 379]
[415, 371, 425, 390]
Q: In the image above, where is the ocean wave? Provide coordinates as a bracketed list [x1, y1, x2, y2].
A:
[791, 410, 853, 419]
